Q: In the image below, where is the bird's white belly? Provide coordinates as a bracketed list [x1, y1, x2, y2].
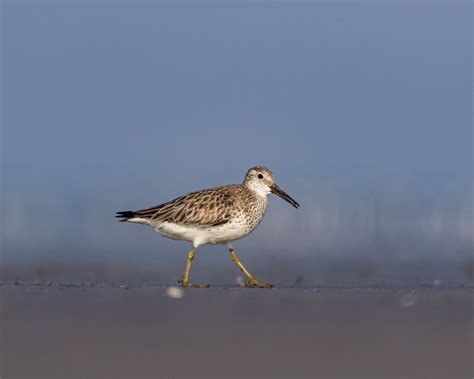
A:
[153, 220, 251, 247]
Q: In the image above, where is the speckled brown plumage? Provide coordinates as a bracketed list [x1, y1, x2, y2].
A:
[117, 184, 267, 229]
[116, 166, 299, 248]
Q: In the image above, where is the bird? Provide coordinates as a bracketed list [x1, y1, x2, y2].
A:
[116, 166, 299, 288]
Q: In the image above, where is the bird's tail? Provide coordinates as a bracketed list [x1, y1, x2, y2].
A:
[116, 204, 162, 224]
[115, 210, 138, 222]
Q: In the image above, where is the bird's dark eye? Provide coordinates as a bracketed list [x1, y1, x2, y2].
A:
[258, 174, 264, 179]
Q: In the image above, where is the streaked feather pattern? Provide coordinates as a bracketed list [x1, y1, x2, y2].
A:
[116, 185, 256, 227]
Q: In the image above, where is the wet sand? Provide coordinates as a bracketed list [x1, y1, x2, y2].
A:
[1, 286, 472, 379]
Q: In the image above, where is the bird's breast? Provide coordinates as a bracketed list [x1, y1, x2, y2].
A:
[237, 195, 268, 234]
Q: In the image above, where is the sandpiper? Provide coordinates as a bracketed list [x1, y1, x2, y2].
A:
[116, 166, 299, 288]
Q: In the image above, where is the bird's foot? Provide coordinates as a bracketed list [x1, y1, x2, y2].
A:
[245, 278, 273, 288]
[177, 279, 210, 288]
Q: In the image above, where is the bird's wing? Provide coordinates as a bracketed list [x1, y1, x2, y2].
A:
[131, 186, 240, 227]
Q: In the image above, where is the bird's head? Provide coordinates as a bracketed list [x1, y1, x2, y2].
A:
[243, 166, 300, 208]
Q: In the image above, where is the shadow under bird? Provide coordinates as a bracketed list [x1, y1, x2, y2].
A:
[116, 166, 300, 288]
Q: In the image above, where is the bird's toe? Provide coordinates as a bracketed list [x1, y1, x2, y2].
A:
[245, 278, 273, 288]
[178, 280, 210, 288]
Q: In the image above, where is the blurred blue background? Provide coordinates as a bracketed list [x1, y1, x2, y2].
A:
[1, 2, 472, 286]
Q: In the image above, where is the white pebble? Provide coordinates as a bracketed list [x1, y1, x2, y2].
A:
[166, 286, 184, 299]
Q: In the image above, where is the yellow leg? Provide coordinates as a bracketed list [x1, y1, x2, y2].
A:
[229, 248, 273, 288]
[177, 247, 209, 288]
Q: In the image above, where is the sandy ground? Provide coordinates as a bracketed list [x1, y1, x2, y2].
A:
[0, 286, 472, 379]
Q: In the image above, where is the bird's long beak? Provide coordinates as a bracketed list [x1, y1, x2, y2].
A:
[271, 184, 300, 209]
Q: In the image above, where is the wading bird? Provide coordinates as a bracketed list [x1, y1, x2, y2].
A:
[116, 166, 299, 288]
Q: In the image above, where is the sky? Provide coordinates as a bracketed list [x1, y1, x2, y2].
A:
[1, 1, 472, 284]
